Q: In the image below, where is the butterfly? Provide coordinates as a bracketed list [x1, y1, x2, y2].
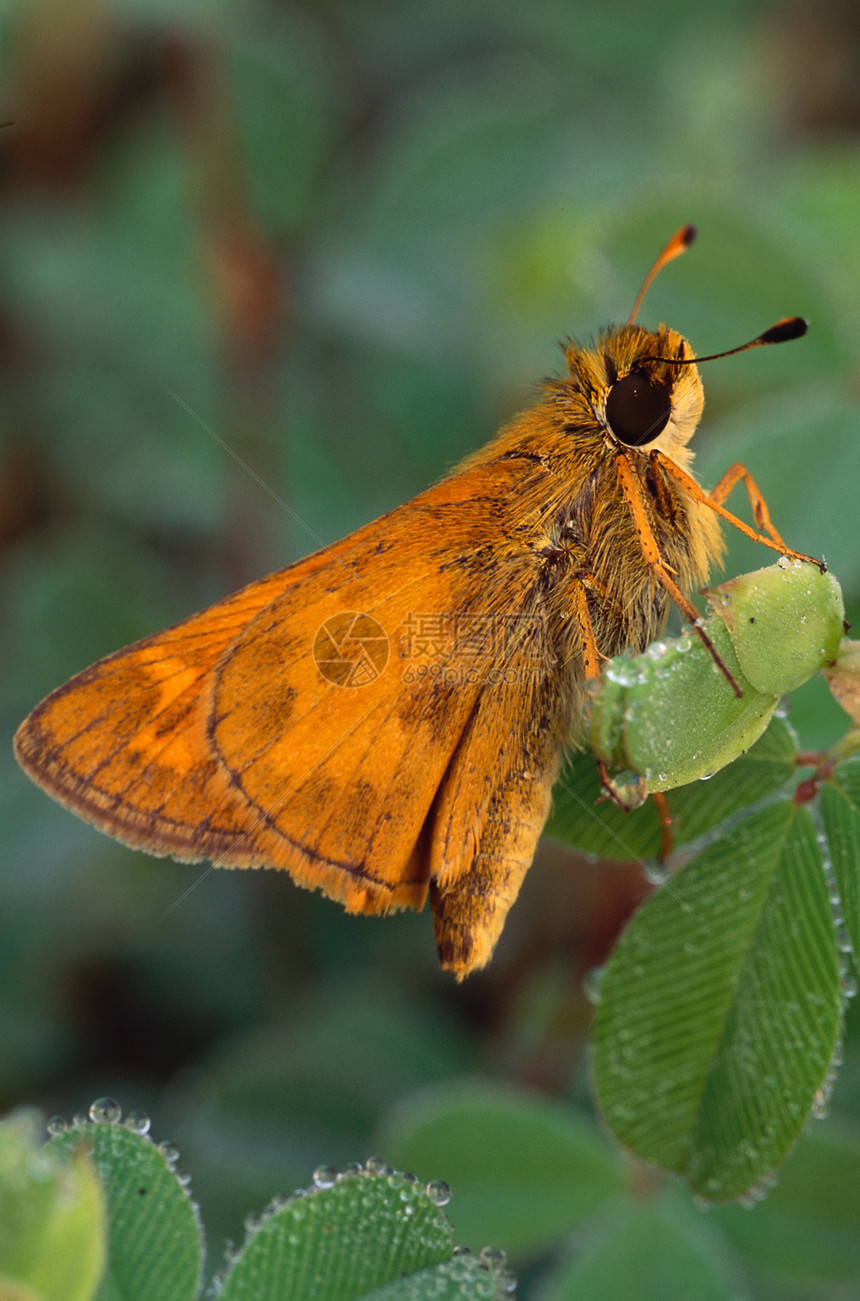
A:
[15, 225, 817, 977]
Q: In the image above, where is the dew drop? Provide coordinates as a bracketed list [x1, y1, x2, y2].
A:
[426, 1179, 451, 1206]
[89, 1097, 121, 1125]
[605, 661, 638, 687]
[313, 1163, 338, 1189]
[365, 1156, 392, 1175]
[123, 1111, 151, 1135]
[479, 1246, 507, 1271]
[72, 1113, 88, 1128]
[176, 1170, 193, 1188]
[244, 1210, 266, 1233]
[46, 1116, 67, 1137]
[582, 965, 604, 1004]
[158, 1141, 180, 1165]
[777, 555, 790, 569]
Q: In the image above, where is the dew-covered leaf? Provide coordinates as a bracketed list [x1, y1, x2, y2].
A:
[361, 1253, 511, 1299]
[593, 802, 842, 1200]
[820, 754, 860, 963]
[549, 717, 797, 862]
[216, 1167, 453, 1301]
[48, 1110, 202, 1301]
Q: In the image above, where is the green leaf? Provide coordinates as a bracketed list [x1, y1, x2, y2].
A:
[820, 755, 860, 963]
[539, 1195, 736, 1301]
[377, 1081, 623, 1256]
[548, 716, 797, 862]
[49, 1111, 202, 1301]
[592, 803, 842, 1200]
[0, 1110, 104, 1301]
[216, 1167, 453, 1301]
[362, 1254, 510, 1299]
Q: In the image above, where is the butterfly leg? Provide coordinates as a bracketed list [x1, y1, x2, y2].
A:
[651, 452, 824, 571]
[614, 452, 742, 696]
[563, 573, 647, 809]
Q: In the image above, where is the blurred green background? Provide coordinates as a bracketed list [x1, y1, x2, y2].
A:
[1, 0, 859, 1295]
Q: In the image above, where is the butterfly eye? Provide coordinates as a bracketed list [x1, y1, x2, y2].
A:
[605, 372, 671, 446]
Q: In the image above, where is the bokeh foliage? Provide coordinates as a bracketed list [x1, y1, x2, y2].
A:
[2, 0, 860, 1296]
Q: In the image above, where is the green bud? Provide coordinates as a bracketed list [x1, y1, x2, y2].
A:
[585, 562, 844, 800]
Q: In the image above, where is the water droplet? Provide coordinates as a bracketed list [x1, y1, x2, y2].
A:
[841, 970, 858, 999]
[46, 1116, 67, 1137]
[123, 1111, 151, 1135]
[605, 661, 638, 687]
[71, 1113, 88, 1128]
[89, 1097, 121, 1125]
[313, 1163, 338, 1189]
[158, 1141, 180, 1165]
[245, 1210, 266, 1233]
[176, 1170, 192, 1188]
[426, 1179, 451, 1206]
[778, 555, 790, 569]
[479, 1246, 507, 1271]
[582, 965, 604, 1003]
[365, 1156, 392, 1175]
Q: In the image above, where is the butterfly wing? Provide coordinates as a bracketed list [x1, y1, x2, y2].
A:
[14, 568, 306, 864]
[16, 455, 550, 928]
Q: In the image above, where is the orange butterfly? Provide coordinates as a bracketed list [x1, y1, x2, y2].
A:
[15, 226, 818, 977]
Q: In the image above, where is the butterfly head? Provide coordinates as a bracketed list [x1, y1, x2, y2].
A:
[565, 324, 705, 466]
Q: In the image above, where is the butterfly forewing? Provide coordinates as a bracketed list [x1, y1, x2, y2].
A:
[15, 459, 554, 932]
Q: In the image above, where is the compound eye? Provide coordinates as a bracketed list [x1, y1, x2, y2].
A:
[605, 371, 671, 446]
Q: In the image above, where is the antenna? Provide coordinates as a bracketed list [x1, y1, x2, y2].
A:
[655, 315, 808, 365]
[627, 224, 696, 326]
